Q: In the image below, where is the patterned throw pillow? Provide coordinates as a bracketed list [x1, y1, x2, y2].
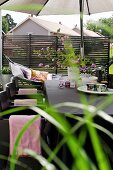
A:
[20, 66, 31, 79]
[9, 62, 31, 79]
[31, 69, 48, 82]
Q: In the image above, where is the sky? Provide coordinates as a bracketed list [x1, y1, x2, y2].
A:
[2, 10, 113, 29]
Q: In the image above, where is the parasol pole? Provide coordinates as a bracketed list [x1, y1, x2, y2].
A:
[79, 0, 84, 58]
[0, 9, 2, 70]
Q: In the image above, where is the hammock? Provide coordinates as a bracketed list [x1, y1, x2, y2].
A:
[5, 56, 51, 90]
[5, 55, 51, 80]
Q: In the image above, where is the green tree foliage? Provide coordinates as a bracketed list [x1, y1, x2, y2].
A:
[85, 16, 113, 38]
[85, 20, 100, 32]
[2, 14, 17, 33]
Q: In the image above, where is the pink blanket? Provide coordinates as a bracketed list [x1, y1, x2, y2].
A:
[18, 88, 37, 95]
[9, 115, 41, 156]
[14, 99, 37, 106]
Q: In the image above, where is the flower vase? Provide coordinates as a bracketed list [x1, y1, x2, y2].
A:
[68, 67, 73, 80]
[67, 67, 80, 85]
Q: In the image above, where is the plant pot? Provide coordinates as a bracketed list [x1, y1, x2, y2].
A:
[1, 74, 12, 90]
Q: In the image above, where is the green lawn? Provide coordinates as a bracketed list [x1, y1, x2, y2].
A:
[109, 64, 113, 74]
[109, 47, 113, 74]
[110, 46, 113, 58]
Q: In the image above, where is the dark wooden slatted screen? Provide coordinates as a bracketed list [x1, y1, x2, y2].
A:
[69, 36, 110, 67]
[84, 37, 110, 68]
[3, 35, 30, 65]
[3, 35, 57, 73]
[2, 35, 110, 75]
[30, 35, 57, 71]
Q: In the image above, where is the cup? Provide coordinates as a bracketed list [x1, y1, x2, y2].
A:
[59, 78, 65, 88]
[96, 83, 107, 92]
[70, 80, 75, 88]
[65, 80, 70, 88]
[87, 83, 96, 91]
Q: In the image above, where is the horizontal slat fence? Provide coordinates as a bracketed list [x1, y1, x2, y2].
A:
[70, 36, 110, 67]
[2, 35, 110, 76]
[3, 35, 58, 73]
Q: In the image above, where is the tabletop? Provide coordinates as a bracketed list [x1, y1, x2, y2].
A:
[44, 80, 113, 115]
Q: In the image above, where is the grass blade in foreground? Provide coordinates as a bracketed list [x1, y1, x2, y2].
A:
[31, 106, 97, 170]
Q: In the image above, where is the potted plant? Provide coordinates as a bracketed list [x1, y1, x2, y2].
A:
[1, 66, 12, 74]
[1, 66, 12, 90]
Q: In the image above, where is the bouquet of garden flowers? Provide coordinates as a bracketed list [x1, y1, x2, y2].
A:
[36, 36, 97, 76]
[79, 63, 97, 75]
